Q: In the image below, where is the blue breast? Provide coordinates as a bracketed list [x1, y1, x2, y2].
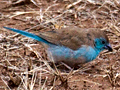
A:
[47, 45, 101, 62]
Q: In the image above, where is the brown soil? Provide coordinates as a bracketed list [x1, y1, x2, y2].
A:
[0, 0, 120, 90]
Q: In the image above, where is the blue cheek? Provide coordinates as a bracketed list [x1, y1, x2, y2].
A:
[94, 38, 107, 51]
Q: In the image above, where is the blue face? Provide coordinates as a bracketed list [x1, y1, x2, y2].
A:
[94, 37, 112, 51]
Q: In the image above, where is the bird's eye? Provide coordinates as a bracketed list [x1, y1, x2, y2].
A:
[102, 40, 105, 44]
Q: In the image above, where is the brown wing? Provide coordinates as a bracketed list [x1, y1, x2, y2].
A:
[38, 26, 106, 50]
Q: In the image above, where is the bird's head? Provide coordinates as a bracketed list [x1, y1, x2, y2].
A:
[94, 37, 112, 52]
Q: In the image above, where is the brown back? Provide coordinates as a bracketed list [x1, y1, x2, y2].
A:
[38, 26, 109, 50]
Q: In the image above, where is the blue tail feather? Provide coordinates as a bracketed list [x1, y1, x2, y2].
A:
[3, 27, 50, 44]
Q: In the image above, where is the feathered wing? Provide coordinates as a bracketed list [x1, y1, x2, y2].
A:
[38, 26, 97, 50]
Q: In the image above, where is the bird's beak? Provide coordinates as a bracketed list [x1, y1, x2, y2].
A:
[104, 44, 113, 51]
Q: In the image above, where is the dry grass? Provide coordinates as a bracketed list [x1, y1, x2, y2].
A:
[0, 0, 120, 90]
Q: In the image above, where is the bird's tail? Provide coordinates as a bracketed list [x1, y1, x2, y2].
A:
[3, 27, 50, 44]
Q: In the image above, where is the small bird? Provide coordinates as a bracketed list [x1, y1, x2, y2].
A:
[4, 26, 112, 68]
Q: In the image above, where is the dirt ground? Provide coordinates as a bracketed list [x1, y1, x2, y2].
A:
[0, 0, 120, 90]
